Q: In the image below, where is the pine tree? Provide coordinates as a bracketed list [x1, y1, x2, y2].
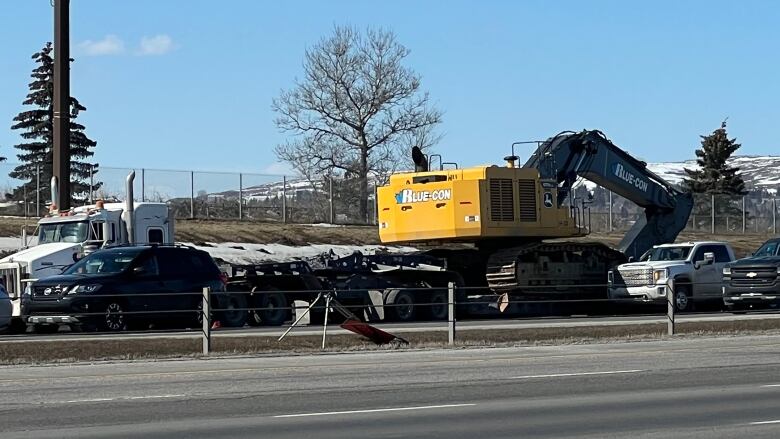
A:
[682, 120, 746, 195]
[9, 42, 99, 206]
[683, 121, 747, 231]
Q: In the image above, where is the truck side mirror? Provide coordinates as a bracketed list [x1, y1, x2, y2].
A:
[695, 252, 714, 269]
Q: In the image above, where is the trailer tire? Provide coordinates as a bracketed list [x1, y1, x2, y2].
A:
[386, 289, 416, 322]
[428, 290, 448, 320]
[258, 290, 290, 326]
[218, 294, 248, 328]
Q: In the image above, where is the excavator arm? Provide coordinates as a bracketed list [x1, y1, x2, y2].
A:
[523, 130, 694, 259]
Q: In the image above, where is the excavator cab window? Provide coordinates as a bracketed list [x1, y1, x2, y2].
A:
[412, 175, 448, 184]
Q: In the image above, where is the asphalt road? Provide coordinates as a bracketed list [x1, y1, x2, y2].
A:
[3, 335, 780, 437]
[3, 310, 780, 343]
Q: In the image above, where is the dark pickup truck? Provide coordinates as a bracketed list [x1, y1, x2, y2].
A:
[722, 238, 780, 310]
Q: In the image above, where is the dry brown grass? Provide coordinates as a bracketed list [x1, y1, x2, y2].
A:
[3, 318, 780, 365]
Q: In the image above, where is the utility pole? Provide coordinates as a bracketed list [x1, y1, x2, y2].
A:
[53, 0, 71, 211]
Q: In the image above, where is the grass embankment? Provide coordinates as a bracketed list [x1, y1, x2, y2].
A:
[3, 318, 780, 365]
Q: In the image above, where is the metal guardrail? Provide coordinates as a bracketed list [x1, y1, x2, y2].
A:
[13, 278, 778, 355]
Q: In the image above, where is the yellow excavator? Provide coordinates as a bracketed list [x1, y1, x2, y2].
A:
[377, 130, 693, 310]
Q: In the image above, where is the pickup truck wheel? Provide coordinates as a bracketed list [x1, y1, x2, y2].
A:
[675, 286, 692, 312]
[102, 301, 128, 331]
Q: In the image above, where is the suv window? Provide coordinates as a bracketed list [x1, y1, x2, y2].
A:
[156, 248, 190, 277]
[133, 254, 160, 276]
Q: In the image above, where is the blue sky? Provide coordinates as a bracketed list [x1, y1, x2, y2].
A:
[1, 0, 779, 176]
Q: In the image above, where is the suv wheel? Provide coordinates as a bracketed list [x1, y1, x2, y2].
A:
[103, 302, 127, 331]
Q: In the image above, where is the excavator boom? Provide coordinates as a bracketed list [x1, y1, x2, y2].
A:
[523, 130, 693, 259]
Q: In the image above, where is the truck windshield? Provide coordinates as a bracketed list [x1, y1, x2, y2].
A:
[753, 241, 779, 257]
[641, 246, 692, 262]
[63, 250, 142, 275]
[38, 221, 89, 244]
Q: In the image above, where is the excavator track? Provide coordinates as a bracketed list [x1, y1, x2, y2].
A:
[485, 242, 627, 299]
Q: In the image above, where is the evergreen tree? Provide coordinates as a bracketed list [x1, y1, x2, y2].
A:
[682, 120, 746, 195]
[683, 121, 747, 231]
[10, 42, 99, 207]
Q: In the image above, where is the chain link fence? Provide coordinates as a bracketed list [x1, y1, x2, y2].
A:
[0, 161, 776, 232]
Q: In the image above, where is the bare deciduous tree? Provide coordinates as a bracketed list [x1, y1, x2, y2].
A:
[273, 26, 442, 221]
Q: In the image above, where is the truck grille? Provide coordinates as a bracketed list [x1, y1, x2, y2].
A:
[489, 179, 514, 222]
[731, 267, 777, 287]
[32, 285, 65, 301]
[614, 268, 653, 287]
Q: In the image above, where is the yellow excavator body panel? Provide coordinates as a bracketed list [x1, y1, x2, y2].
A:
[378, 165, 585, 244]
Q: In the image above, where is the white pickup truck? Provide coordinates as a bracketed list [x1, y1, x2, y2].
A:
[608, 241, 736, 311]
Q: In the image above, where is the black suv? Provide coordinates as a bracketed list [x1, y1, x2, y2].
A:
[723, 238, 780, 310]
[23, 245, 248, 332]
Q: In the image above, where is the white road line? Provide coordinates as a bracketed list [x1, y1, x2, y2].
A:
[64, 394, 184, 404]
[511, 369, 644, 379]
[750, 419, 780, 425]
[760, 384, 780, 388]
[273, 403, 476, 418]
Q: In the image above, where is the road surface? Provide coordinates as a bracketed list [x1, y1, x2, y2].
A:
[2, 335, 780, 437]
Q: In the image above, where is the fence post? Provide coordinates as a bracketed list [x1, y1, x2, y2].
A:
[190, 171, 195, 219]
[202, 287, 211, 355]
[742, 196, 746, 234]
[282, 176, 287, 223]
[666, 278, 675, 336]
[35, 164, 40, 217]
[141, 168, 146, 202]
[711, 194, 715, 234]
[608, 191, 613, 232]
[238, 173, 243, 220]
[448, 282, 456, 346]
[329, 176, 334, 224]
[373, 183, 378, 226]
[89, 164, 94, 204]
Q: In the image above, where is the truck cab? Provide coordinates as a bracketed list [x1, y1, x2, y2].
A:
[608, 241, 736, 311]
[722, 238, 780, 310]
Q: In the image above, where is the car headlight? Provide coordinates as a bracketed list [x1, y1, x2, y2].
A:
[653, 268, 668, 284]
[723, 266, 732, 276]
[67, 284, 102, 295]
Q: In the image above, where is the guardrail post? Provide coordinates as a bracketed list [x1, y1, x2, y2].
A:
[666, 279, 675, 336]
[448, 282, 456, 345]
[202, 287, 211, 355]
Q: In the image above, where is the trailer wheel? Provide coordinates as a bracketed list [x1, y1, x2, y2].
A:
[258, 290, 290, 326]
[386, 289, 416, 322]
[218, 294, 248, 328]
[428, 290, 448, 320]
